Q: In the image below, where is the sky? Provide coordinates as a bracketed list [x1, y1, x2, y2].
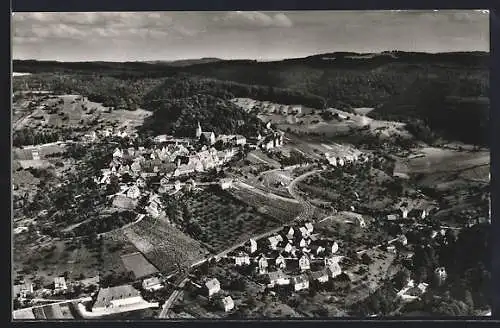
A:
[12, 10, 490, 62]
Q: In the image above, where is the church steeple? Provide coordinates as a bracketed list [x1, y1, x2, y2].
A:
[195, 121, 202, 138]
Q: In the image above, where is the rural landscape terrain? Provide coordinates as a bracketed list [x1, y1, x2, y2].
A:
[12, 50, 491, 319]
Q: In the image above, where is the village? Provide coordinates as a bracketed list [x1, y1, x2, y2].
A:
[12, 89, 491, 319]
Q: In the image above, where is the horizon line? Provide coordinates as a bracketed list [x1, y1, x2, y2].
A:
[12, 50, 490, 64]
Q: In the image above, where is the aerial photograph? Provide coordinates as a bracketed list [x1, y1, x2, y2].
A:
[11, 10, 491, 319]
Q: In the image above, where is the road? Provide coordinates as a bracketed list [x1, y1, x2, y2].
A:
[159, 277, 189, 318]
[287, 169, 323, 222]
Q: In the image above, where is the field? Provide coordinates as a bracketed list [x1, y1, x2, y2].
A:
[120, 252, 159, 279]
[113, 215, 209, 273]
[296, 166, 404, 213]
[182, 189, 283, 252]
[229, 184, 302, 223]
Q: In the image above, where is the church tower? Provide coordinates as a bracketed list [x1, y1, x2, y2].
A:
[195, 122, 202, 138]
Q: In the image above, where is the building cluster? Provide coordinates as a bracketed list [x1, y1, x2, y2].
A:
[225, 222, 344, 293]
[231, 98, 303, 116]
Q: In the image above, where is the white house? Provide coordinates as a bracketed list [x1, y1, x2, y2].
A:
[325, 255, 343, 267]
[205, 278, 221, 297]
[234, 135, 247, 146]
[292, 274, 309, 291]
[331, 241, 339, 254]
[268, 235, 284, 250]
[54, 277, 67, 291]
[327, 262, 342, 278]
[92, 285, 145, 312]
[136, 178, 146, 188]
[234, 253, 251, 266]
[258, 255, 269, 274]
[267, 270, 290, 288]
[220, 178, 233, 190]
[221, 296, 234, 312]
[299, 238, 309, 248]
[435, 267, 447, 282]
[387, 245, 396, 254]
[299, 254, 311, 271]
[401, 207, 409, 219]
[299, 226, 310, 238]
[387, 214, 398, 221]
[113, 148, 123, 158]
[305, 222, 314, 234]
[284, 242, 293, 254]
[286, 227, 295, 239]
[142, 277, 163, 291]
[249, 238, 258, 254]
[275, 254, 287, 269]
[399, 235, 408, 246]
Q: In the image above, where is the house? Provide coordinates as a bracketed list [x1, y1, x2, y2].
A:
[160, 177, 169, 187]
[325, 255, 343, 267]
[267, 270, 290, 288]
[331, 241, 339, 254]
[13, 283, 34, 298]
[145, 203, 161, 218]
[435, 267, 447, 282]
[234, 253, 251, 266]
[220, 178, 233, 190]
[268, 235, 284, 250]
[174, 180, 182, 191]
[234, 135, 247, 146]
[387, 214, 399, 221]
[292, 274, 309, 291]
[299, 226, 310, 238]
[284, 242, 293, 254]
[275, 254, 287, 269]
[113, 148, 123, 158]
[399, 235, 408, 246]
[258, 255, 269, 274]
[126, 185, 141, 199]
[205, 278, 221, 297]
[387, 245, 396, 254]
[54, 277, 67, 291]
[220, 296, 235, 312]
[154, 135, 168, 143]
[92, 284, 144, 312]
[327, 262, 342, 278]
[249, 238, 258, 254]
[305, 222, 314, 234]
[400, 208, 409, 219]
[311, 245, 326, 256]
[299, 238, 309, 248]
[142, 277, 164, 291]
[298, 254, 311, 271]
[286, 227, 295, 240]
[130, 162, 141, 174]
[310, 270, 329, 284]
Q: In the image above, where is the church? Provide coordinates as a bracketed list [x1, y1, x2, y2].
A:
[195, 122, 216, 145]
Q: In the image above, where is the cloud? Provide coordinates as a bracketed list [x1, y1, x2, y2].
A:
[11, 12, 192, 42]
[214, 11, 293, 29]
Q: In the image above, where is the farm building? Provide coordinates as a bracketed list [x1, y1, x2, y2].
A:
[205, 278, 221, 297]
[142, 277, 164, 291]
[267, 270, 291, 288]
[92, 284, 145, 312]
[54, 277, 67, 292]
[292, 274, 309, 291]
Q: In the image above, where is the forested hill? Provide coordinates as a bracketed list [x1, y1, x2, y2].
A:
[13, 51, 489, 144]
